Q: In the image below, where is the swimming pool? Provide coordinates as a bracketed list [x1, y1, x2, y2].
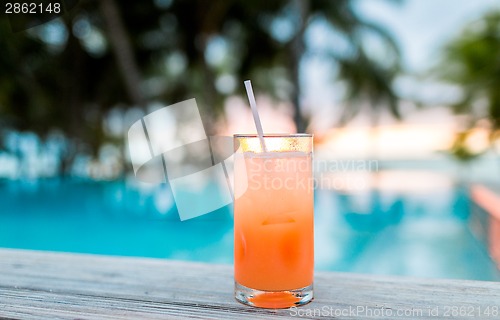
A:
[0, 171, 498, 281]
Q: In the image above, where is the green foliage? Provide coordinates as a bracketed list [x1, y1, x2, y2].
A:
[0, 0, 403, 163]
[449, 130, 484, 163]
[309, 0, 403, 125]
[438, 11, 500, 164]
[441, 11, 500, 129]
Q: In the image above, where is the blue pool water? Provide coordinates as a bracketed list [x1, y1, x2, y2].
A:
[0, 174, 499, 281]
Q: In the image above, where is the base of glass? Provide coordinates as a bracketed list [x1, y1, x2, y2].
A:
[234, 282, 313, 309]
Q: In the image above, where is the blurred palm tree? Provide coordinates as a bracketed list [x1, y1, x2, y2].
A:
[301, 0, 403, 130]
[439, 11, 500, 157]
[0, 0, 403, 176]
[166, 0, 404, 132]
[449, 130, 487, 182]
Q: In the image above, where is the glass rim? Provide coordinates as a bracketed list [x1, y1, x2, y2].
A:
[233, 133, 313, 138]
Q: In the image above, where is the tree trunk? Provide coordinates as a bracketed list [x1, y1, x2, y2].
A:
[99, 0, 145, 108]
[290, 0, 309, 133]
[196, 0, 231, 136]
[99, 0, 144, 179]
[199, 53, 218, 136]
[59, 18, 86, 177]
[370, 108, 381, 160]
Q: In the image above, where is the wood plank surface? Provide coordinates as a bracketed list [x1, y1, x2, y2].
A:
[0, 248, 499, 319]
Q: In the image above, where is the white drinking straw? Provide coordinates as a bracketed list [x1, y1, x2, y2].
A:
[244, 80, 267, 153]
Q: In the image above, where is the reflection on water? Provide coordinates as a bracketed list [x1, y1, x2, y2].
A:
[0, 178, 233, 262]
[0, 172, 499, 281]
[470, 185, 500, 272]
[314, 171, 499, 281]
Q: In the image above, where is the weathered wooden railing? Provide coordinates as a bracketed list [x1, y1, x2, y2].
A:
[1, 248, 499, 319]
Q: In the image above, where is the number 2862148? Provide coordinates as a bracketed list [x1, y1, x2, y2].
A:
[5, 3, 61, 14]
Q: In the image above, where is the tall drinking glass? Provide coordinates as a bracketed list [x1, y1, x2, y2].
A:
[233, 134, 314, 309]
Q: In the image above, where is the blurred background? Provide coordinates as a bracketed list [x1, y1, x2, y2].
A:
[1, 0, 499, 280]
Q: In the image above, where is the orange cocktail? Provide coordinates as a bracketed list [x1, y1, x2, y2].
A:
[234, 134, 314, 309]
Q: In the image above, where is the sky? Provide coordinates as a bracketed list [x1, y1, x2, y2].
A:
[357, 0, 500, 72]
[3, 0, 500, 178]
[279, 0, 499, 159]
[301, 0, 500, 129]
